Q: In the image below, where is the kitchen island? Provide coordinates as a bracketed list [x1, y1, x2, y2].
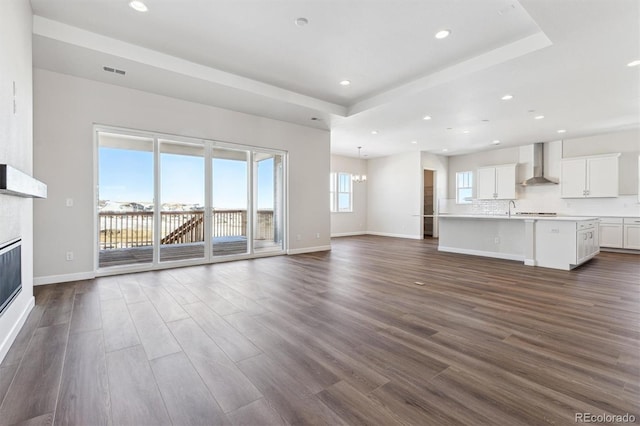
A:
[438, 215, 599, 270]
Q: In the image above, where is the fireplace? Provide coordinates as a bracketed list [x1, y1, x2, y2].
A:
[0, 238, 21, 316]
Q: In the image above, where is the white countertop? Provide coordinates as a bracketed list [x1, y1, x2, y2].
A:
[439, 214, 599, 221]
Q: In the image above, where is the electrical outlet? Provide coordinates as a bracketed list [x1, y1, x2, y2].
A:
[296, 234, 301, 241]
[551, 228, 560, 233]
[66, 251, 74, 261]
[316, 233, 320, 239]
[494, 237, 500, 244]
[66, 198, 74, 207]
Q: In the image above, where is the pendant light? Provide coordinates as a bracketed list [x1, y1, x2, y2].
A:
[352, 146, 367, 183]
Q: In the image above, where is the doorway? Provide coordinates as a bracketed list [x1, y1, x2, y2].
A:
[423, 169, 437, 238]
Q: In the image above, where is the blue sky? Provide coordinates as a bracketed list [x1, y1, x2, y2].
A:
[99, 147, 275, 209]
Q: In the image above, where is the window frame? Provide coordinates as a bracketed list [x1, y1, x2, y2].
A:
[456, 171, 473, 204]
[330, 172, 353, 213]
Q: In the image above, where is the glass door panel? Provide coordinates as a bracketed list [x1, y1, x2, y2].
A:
[98, 132, 154, 268]
[212, 148, 249, 257]
[159, 140, 206, 262]
[254, 152, 284, 253]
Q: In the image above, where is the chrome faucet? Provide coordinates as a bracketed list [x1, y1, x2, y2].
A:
[508, 200, 516, 217]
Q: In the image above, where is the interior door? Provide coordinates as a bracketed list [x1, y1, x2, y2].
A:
[423, 169, 435, 238]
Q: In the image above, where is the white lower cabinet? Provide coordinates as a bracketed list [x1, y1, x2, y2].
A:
[599, 217, 623, 248]
[624, 218, 640, 250]
[598, 217, 640, 250]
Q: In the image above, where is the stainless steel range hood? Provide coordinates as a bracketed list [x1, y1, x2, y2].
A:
[521, 143, 558, 186]
[0, 164, 47, 198]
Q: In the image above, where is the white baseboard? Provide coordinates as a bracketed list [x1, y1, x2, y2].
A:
[438, 246, 524, 262]
[0, 296, 34, 365]
[287, 245, 332, 255]
[365, 231, 422, 240]
[34, 271, 96, 286]
[331, 232, 367, 238]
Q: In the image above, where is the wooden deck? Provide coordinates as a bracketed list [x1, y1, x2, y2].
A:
[99, 238, 280, 268]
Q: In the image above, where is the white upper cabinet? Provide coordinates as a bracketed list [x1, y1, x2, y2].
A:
[477, 164, 516, 200]
[560, 154, 619, 198]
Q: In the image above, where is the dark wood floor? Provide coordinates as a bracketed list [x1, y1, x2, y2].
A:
[1, 235, 638, 425]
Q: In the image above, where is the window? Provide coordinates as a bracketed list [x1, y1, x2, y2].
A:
[330, 172, 353, 212]
[456, 171, 473, 204]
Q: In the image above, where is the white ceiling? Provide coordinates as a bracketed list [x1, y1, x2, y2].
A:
[30, 0, 640, 158]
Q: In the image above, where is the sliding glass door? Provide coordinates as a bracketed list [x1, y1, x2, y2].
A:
[98, 133, 155, 268]
[96, 128, 286, 271]
[212, 148, 249, 257]
[159, 140, 206, 262]
[254, 152, 284, 253]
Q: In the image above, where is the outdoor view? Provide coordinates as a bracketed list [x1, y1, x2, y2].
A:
[98, 132, 283, 268]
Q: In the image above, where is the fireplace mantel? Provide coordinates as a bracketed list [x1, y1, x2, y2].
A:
[0, 164, 47, 198]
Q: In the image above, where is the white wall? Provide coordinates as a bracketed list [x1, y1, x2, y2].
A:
[367, 151, 422, 239]
[444, 129, 640, 217]
[33, 69, 330, 282]
[0, 0, 35, 364]
[330, 154, 367, 236]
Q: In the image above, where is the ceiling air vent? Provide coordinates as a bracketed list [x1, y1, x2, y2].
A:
[103, 66, 126, 76]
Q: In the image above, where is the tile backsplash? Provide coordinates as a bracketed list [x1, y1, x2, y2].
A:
[440, 192, 640, 217]
[470, 199, 510, 215]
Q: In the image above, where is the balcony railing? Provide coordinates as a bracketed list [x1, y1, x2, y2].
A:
[99, 209, 274, 250]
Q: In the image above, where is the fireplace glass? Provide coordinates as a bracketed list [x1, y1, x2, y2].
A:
[0, 239, 21, 316]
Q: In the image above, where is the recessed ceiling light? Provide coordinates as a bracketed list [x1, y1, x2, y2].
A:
[492, 140, 501, 145]
[462, 130, 470, 134]
[557, 129, 567, 133]
[295, 17, 309, 27]
[129, 1, 148, 12]
[435, 29, 451, 39]
[339, 80, 351, 86]
[534, 115, 545, 120]
[627, 59, 640, 67]
[371, 130, 378, 135]
[446, 127, 453, 130]
[423, 115, 432, 120]
[442, 148, 449, 152]
[482, 119, 490, 122]
[411, 140, 417, 144]
[501, 94, 513, 100]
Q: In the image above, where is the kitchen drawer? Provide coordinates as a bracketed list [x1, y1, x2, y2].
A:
[577, 221, 597, 230]
[600, 217, 623, 224]
[623, 217, 640, 225]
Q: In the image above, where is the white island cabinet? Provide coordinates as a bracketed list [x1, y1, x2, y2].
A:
[439, 215, 599, 271]
[534, 220, 599, 270]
